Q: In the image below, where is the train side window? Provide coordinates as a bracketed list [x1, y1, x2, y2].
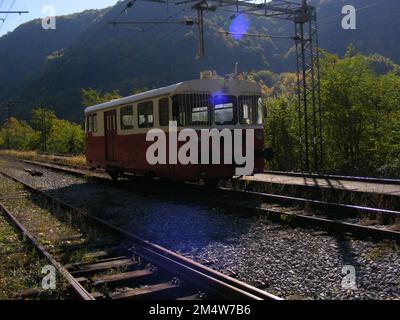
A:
[138, 101, 154, 128]
[92, 113, 98, 132]
[214, 95, 237, 125]
[120, 105, 134, 130]
[172, 95, 187, 126]
[191, 106, 208, 125]
[239, 96, 255, 125]
[173, 94, 211, 126]
[257, 97, 264, 124]
[158, 98, 169, 127]
[191, 94, 210, 126]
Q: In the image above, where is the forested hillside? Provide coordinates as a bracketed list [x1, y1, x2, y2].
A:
[0, 0, 399, 121]
[265, 49, 400, 176]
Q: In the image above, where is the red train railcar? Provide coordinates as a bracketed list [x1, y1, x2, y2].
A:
[84, 78, 272, 183]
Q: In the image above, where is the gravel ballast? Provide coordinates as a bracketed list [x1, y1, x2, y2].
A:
[0, 157, 399, 300]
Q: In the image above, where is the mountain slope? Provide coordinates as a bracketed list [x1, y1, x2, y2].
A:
[316, 0, 400, 59]
[0, 9, 108, 100]
[0, 0, 399, 121]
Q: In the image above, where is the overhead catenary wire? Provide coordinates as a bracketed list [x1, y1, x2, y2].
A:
[111, 0, 190, 34]
[135, 24, 189, 60]
[113, 0, 210, 56]
[142, 6, 189, 32]
[113, 0, 168, 20]
[0, 0, 29, 32]
[0, 0, 16, 32]
[108, 17, 195, 32]
[77, 1, 143, 49]
[318, 0, 387, 22]
[62, 0, 190, 68]
[129, 29, 195, 74]
[109, 18, 196, 26]
[217, 30, 295, 40]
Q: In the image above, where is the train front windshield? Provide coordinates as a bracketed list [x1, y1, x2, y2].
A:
[172, 94, 263, 126]
[214, 95, 263, 126]
[214, 95, 237, 125]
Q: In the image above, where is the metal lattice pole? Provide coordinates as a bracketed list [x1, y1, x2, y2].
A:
[308, 6, 323, 172]
[293, 4, 323, 172]
[294, 22, 304, 171]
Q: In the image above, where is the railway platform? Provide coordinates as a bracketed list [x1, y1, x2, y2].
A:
[230, 172, 400, 211]
[248, 172, 400, 196]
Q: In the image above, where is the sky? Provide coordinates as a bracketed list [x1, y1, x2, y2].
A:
[0, 0, 120, 37]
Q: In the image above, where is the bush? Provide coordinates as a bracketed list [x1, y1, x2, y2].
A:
[0, 111, 85, 155]
[48, 119, 85, 155]
[0, 118, 35, 150]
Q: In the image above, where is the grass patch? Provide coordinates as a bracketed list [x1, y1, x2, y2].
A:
[0, 213, 52, 299]
[365, 242, 398, 261]
[0, 150, 86, 168]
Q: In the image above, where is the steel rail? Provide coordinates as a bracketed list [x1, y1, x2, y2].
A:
[0, 202, 95, 300]
[216, 187, 400, 219]
[10, 155, 400, 187]
[202, 186, 400, 241]
[0, 168, 281, 300]
[4, 156, 400, 241]
[212, 198, 400, 241]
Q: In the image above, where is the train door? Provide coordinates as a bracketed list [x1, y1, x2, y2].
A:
[104, 110, 117, 161]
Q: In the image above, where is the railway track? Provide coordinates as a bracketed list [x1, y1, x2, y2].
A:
[208, 187, 400, 241]
[6, 156, 400, 242]
[0, 169, 280, 300]
[14, 153, 400, 186]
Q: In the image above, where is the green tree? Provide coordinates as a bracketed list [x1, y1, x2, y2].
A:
[320, 49, 400, 175]
[81, 88, 121, 107]
[47, 119, 85, 155]
[264, 96, 300, 170]
[263, 47, 400, 177]
[0, 117, 35, 150]
[31, 108, 57, 152]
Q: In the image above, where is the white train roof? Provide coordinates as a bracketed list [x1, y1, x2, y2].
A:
[84, 79, 261, 114]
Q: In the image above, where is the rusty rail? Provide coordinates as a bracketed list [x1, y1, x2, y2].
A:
[0, 202, 95, 300]
[5, 156, 400, 241]
[0, 168, 281, 300]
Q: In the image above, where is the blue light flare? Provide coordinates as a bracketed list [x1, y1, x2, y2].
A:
[229, 14, 249, 40]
